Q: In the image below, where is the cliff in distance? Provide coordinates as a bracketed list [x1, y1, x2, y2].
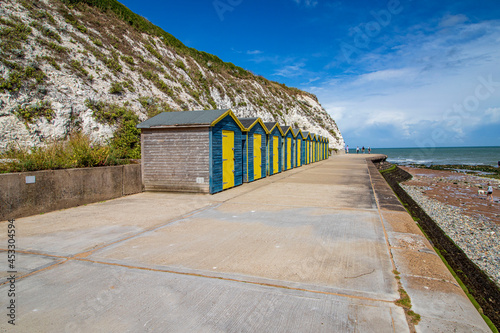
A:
[0, 0, 344, 153]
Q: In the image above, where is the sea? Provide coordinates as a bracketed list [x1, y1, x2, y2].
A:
[368, 146, 500, 167]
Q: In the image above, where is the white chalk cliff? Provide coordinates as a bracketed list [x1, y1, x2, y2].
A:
[0, 0, 344, 151]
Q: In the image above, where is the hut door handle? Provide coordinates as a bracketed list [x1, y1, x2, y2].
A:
[232, 170, 234, 173]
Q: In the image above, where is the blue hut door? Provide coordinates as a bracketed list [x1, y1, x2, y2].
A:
[253, 134, 262, 180]
[222, 130, 234, 189]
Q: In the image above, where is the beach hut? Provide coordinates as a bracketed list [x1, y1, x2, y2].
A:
[311, 134, 315, 163]
[302, 131, 311, 164]
[263, 121, 284, 175]
[137, 109, 245, 194]
[320, 137, 325, 160]
[318, 135, 324, 161]
[323, 137, 328, 159]
[313, 134, 319, 162]
[318, 136, 322, 161]
[292, 128, 303, 168]
[282, 126, 295, 171]
[239, 117, 268, 183]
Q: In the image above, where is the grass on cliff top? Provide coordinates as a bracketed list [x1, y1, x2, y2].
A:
[0, 132, 129, 173]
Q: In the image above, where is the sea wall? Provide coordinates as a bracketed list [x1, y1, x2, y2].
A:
[0, 164, 142, 221]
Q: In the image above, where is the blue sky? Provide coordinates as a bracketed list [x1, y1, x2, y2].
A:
[118, 0, 500, 148]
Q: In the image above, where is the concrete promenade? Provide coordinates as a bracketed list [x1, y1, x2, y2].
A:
[0, 155, 491, 332]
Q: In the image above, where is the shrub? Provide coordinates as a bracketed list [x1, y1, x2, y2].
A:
[120, 55, 135, 65]
[110, 119, 141, 159]
[0, 132, 120, 173]
[68, 59, 89, 77]
[91, 37, 103, 47]
[85, 100, 141, 159]
[109, 81, 124, 94]
[174, 59, 186, 71]
[15, 101, 54, 124]
[41, 26, 63, 43]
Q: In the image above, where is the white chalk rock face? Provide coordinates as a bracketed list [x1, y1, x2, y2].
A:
[0, 0, 344, 151]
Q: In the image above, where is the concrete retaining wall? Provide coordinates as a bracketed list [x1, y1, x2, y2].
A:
[0, 164, 142, 221]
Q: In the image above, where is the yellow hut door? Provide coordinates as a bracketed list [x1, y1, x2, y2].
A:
[253, 134, 262, 180]
[286, 138, 291, 170]
[273, 136, 279, 174]
[297, 139, 301, 167]
[222, 130, 234, 189]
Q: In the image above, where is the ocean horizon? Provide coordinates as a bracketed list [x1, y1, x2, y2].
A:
[362, 146, 500, 167]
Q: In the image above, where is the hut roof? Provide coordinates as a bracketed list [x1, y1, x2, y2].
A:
[291, 128, 301, 136]
[137, 109, 244, 129]
[281, 126, 291, 135]
[239, 117, 259, 129]
[238, 117, 269, 133]
[263, 122, 284, 135]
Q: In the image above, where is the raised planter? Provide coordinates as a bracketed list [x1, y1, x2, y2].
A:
[0, 164, 142, 221]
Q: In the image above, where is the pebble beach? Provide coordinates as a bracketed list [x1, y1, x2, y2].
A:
[400, 167, 500, 286]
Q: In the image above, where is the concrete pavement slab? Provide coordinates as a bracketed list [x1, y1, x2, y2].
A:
[399, 276, 490, 332]
[0, 260, 408, 333]
[0, 192, 214, 256]
[0, 251, 65, 279]
[0, 154, 492, 332]
[226, 182, 376, 209]
[89, 205, 397, 300]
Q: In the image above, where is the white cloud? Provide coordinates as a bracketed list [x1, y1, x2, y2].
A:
[485, 107, 500, 123]
[293, 0, 318, 7]
[315, 18, 500, 147]
[352, 68, 417, 85]
[273, 63, 306, 78]
[247, 50, 262, 55]
[439, 14, 469, 28]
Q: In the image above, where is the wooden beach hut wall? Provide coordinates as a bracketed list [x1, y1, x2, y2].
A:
[318, 136, 322, 161]
[239, 117, 268, 183]
[263, 122, 284, 175]
[302, 131, 310, 164]
[323, 137, 328, 159]
[137, 109, 245, 194]
[314, 135, 320, 162]
[325, 137, 330, 158]
[316, 135, 321, 162]
[310, 133, 316, 163]
[292, 128, 303, 168]
[319, 136, 323, 160]
[321, 137, 325, 160]
[282, 126, 295, 171]
[323, 137, 327, 159]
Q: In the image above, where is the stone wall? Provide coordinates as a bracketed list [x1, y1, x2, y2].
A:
[0, 164, 142, 221]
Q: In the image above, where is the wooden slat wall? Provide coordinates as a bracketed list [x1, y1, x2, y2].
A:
[242, 132, 248, 183]
[141, 127, 210, 193]
[284, 131, 295, 171]
[267, 129, 282, 175]
[246, 123, 267, 182]
[211, 116, 244, 194]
